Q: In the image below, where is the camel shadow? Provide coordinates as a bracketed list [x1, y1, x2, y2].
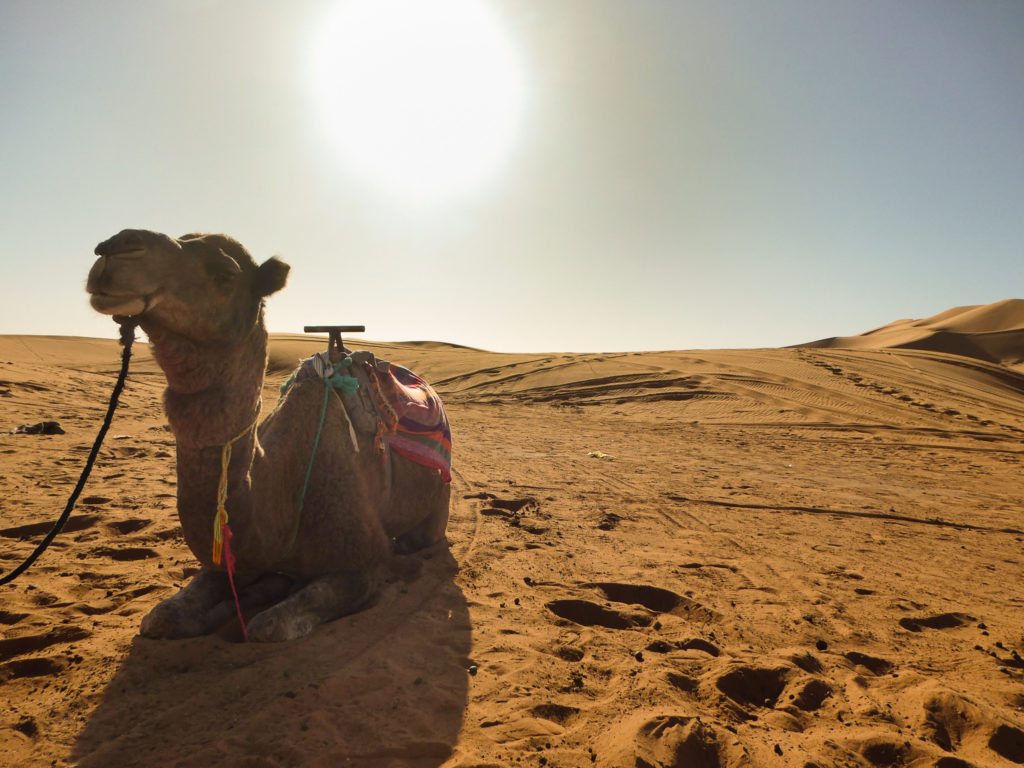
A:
[72, 548, 470, 768]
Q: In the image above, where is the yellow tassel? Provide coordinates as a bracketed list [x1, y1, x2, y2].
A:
[212, 412, 260, 565]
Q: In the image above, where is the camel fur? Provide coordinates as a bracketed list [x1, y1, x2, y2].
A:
[86, 229, 451, 642]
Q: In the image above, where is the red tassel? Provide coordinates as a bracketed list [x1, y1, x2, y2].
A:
[221, 523, 248, 642]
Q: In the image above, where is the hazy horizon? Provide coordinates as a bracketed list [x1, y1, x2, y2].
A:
[2, 1, 1022, 353]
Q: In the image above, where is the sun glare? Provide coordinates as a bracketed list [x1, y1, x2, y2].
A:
[309, 0, 527, 204]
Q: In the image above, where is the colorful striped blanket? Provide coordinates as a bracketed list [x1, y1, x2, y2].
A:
[293, 351, 452, 483]
[368, 363, 452, 483]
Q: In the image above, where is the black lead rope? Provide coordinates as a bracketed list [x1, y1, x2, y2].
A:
[0, 316, 141, 586]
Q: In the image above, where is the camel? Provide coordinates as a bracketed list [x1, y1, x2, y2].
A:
[85, 229, 451, 641]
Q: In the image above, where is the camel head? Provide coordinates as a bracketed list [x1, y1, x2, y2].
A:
[87, 229, 290, 344]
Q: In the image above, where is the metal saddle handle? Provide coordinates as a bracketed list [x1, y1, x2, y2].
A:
[304, 325, 365, 356]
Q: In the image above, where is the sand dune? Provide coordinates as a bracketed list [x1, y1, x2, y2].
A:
[3, 330, 1024, 767]
[802, 298, 1024, 370]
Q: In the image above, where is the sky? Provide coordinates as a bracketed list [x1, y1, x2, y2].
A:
[1, 0, 1022, 353]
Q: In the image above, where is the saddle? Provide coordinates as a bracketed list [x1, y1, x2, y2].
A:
[292, 350, 451, 483]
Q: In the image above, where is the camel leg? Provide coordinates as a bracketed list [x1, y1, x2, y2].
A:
[140, 568, 234, 639]
[246, 567, 382, 642]
[394, 483, 451, 555]
[200, 573, 298, 632]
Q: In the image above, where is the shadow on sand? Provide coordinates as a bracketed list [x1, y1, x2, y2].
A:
[72, 548, 470, 768]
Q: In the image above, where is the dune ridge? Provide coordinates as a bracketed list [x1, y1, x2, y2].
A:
[801, 298, 1024, 369]
[2, 330, 1024, 767]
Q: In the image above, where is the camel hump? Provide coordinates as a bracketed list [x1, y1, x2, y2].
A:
[290, 349, 452, 483]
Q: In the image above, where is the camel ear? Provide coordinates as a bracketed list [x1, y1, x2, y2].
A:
[255, 256, 290, 297]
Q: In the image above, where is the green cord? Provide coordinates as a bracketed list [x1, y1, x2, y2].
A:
[279, 372, 295, 397]
[297, 358, 359, 515]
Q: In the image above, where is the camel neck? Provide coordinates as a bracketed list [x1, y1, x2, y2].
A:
[165, 382, 263, 449]
[150, 325, 268, 569]
[148, 323, 268, 449]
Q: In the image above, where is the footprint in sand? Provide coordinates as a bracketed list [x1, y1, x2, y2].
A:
[713, 664, 791, 710]
[0, 626, 91, 663]
[478, 495, 549, 535]
[0, 514, 100, 539]
[0, 610, 29, 626]
[697, 657, 838, 725]
[989, 724, 1024, 763]
[106, 446, 151, 459]
[87, 545, 159, 562]
[104, 519, 151, 535]
[552, 645, 585, 663]
[666, 671, 699, 694]
[595, 582, 718, 622]
[0, 604, 92, 687]
[547, 598, 654, 630]
[884, 680, 1024, 765]
[598, 713, 749, 768]
[646, 638, 721, 657]
[529, 703, 581, 727]
[844, 651, 894, 676]
[857, 738, 921, 767]
[899, 612, 975, 632]
[545, 582, 718, 631]
[486, 497, 537, 514]
[0, 656, 69, 682]
[786, 678, 833, 711]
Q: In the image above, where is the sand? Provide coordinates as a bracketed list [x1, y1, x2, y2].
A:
[3, 304, 1024, 767]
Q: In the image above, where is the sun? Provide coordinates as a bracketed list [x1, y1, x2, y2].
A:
[308, 0, 527, 204]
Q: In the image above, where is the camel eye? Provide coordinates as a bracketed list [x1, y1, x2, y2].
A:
[205, 251, 244, 286]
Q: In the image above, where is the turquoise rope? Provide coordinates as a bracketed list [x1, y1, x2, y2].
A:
[279, 372, 295, 397]
[297, 358, 359, 514]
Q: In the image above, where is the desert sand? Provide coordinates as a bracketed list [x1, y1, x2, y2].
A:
[3, 302, 1024, 767]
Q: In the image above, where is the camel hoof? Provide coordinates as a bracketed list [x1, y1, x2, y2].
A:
[246, 609, 316, 642]
[139, 599, 207, 639]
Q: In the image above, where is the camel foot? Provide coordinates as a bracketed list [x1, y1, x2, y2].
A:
[139, 569, 232, 639]
[246, 570, 380, 642]
[140, 570, 296, 639]
[246, 610, 317, 642]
